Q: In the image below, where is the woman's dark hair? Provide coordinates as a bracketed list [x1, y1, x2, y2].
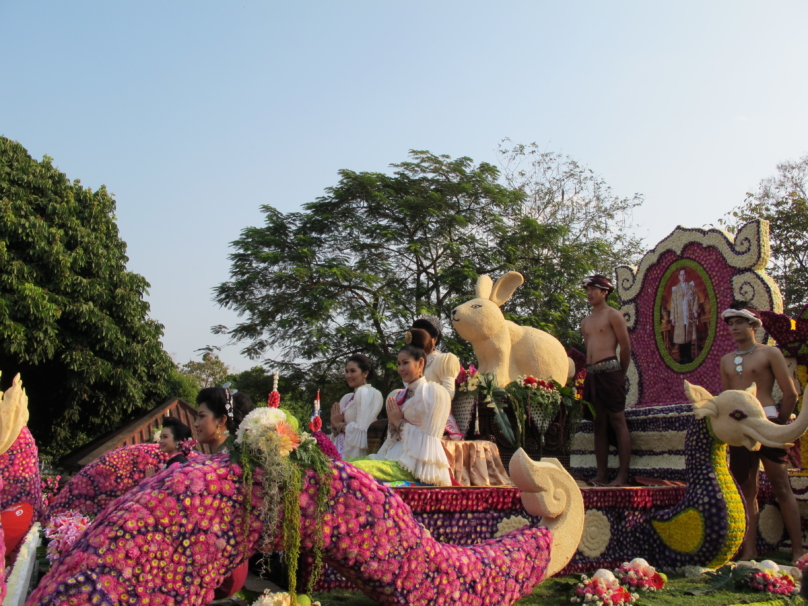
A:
[196, 387, 255, 432]
[411, 318, 441, 346]
[162, 416, 192, 442]
[346, 353, 375, 380]
[399, 327, 431, 362]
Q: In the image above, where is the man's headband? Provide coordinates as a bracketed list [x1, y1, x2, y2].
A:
[721, 308, 762, 328]
[582, 276, 614, 293]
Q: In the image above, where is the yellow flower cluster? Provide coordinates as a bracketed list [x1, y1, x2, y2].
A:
[706, 433, 746, 568]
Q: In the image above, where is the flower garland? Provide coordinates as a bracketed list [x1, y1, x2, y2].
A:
[571, 569, 638, 605]
[614, 558, 666, 592]
[230, 406, 333, 603]
[44, 510, 92, 562]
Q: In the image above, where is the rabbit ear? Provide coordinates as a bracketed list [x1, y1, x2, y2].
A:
[476, 275, 493, 299]
[490, 272, 524, 307]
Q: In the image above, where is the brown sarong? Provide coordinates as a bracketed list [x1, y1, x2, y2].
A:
[583, 356, 627, 414]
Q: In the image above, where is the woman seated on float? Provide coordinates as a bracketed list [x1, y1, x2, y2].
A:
[350, 328, 453, 487]
[411, 317, 463, 440]
[194, 387, 255, 453]
[145, 416, 196, 477]
[330, 353, 384, 459]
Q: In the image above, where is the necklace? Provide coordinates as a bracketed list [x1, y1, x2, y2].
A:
[734, 345, 757, 375]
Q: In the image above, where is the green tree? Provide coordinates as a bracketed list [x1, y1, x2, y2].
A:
[215, 150, 642, 393]
[496, 140, 644, 345]
[180, 352, 230, 389]
[720, 154, 808, 316]
[165, 363, 201, 405]
[0, 137, 174, 456]
[226, 365, 315, 428]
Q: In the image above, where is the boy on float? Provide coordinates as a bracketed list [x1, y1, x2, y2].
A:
[721, 301, 804, 562]
[580, 275, 632, 487]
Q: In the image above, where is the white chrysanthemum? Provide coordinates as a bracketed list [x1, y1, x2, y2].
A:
[236, 407, 287, 446]
[758, 504, 785, 545]
[495, 515, 530, 538]
[578, 509, 611, 558]
[251, 591, 290, 606]
[153, 428, 161, 443]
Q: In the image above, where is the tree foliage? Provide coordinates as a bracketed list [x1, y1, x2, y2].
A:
[215, 150, 643, 393]
[180, 352, 230, 389]
[0, 137, 174, 456]
[496, 140, 644, 341]
[720, 154, 808, 316]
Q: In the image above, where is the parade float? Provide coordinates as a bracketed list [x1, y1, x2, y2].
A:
[4, 218, 808, 605]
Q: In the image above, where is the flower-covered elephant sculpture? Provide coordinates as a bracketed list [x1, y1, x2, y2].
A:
[586, 381, 808, 571]
[0, 374, 42, 519]
[451, 272, 574, 386]
[28, 446, 584, 606]
[47, 443, 201, 519]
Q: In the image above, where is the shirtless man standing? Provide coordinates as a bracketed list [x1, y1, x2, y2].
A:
[580, 275, 632, 487]
[720, 301, 804, 562]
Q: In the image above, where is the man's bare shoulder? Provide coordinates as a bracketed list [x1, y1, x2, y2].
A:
[607, 307, 627, 324]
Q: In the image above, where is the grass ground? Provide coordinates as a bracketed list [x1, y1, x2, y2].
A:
[235, 553, 802, 606]
[309, 577, 795, 606]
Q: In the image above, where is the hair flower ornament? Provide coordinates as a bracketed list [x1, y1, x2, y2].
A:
[177, 437, 197, 456]
[405, 330, 413, 344]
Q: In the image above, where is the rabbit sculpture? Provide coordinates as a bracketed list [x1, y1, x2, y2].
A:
[452, 272, 574, 387]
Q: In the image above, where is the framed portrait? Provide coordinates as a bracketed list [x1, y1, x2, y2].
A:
[653, 259, 717, 372]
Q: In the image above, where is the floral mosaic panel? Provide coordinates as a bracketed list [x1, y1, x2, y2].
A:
[615, 220, 781, 407]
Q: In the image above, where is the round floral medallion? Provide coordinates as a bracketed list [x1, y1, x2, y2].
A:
[495, 515, 529, 538]
[578, 509, 611, 558]
[758, 503, 785, 545]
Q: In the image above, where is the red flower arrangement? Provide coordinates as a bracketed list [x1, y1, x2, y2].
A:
[747, 561, 797, 595]
[614, 558, 666, 592]
[571, 569, 637, 605]
[268, 391, 281, 408]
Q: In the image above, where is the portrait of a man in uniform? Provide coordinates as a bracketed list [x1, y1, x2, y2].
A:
[659, 266, 711, 365]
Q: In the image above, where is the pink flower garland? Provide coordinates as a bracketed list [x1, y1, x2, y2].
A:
[30, 456, 555, 606]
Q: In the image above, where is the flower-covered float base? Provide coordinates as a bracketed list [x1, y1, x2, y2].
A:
[314, 484, 687, 590]
[46, 443, 200, 519]
[570, 403, 693, 482]
[29, 454, 559, 606]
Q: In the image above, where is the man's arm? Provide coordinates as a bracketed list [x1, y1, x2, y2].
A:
[770, 348, 798, 423]
[610, 309, 631, 373]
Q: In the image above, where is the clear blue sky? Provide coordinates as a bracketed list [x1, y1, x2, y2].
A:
[2, 2, 807, 371]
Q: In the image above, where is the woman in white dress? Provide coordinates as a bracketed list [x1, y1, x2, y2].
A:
[357, 328, 452, 486]
[411, 317, 463, 440]
[329, 354, 384, 459]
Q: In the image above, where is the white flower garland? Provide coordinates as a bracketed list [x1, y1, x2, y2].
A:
[5, 522, 41, 606]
